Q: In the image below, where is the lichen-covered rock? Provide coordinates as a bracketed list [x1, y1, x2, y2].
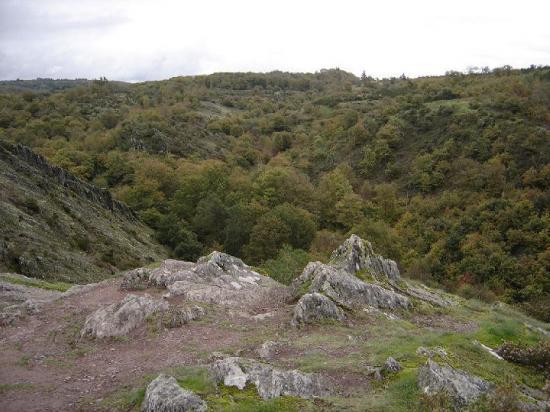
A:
[81, 294, 168, 338]
[164, 252, 282, 306]
[196, 251, 249, 273]
[161, 305, 206, 328]
[292, 262, 410, 310]
[148, 260, 196, 287]
[257, 341, 279, 360]
[291, 293, 345, 327]
[120, 268, 150, 290]
[403, 282, 457, 307]
[416, 346, 448, 358]
[141, 374, 207, 412]
[329, 234, 400, 281]
[209, 357, 329, 399]
[383, 357, 401, 373]
[418, 359, 492, 407]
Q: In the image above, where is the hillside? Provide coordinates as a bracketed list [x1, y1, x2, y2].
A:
[0, 236, 548, 411]
[0, 67, 548, 320]
[0, 140, 166, 284]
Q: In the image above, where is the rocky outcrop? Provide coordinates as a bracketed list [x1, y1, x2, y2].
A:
[0, 141, 135, 219]
[165, 252, 282, 305]
[119, 252, 283, 308]
[329, 234, 400, 281]
[291, 292, 345, 327]
[141, 374, 207, 412]
[289, 236, 411, 326]
[292, 261, 410, 310]
[148, 260, 196, 287]
[81, 294, 168, 338]
[418, 359, 492, 407]
[209, 357, 329, 399]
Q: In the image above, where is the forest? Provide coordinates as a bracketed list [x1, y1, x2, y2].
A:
[0, 66, 548, 320]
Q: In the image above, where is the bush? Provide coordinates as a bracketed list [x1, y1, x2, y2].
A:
[261, 245, 311, 285]
[496, 341, 550, 372]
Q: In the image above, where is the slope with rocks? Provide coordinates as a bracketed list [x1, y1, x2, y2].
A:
[0, 140, 166, 284]
[0, 236, 548, 411]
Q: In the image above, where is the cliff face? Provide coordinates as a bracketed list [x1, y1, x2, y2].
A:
[1, 141, 135, 219]
[0, 140, 166, 283]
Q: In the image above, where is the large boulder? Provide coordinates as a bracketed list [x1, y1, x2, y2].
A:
[291, 292, 345, 327]
[81, 294, 168, 338]
[418, 359, 492, 407]
[123, 252, 284, 307]
[165, 252, 282, 306]
[292, 262, 410, 310]
[209, 357, 329, 399]
[141, 374, 207, 412]
[329, 234, 400, 281]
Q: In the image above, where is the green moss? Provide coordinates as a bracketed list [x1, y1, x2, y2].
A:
[171, 366, 217, 396]
[355, 268, 376, 283]
[0, 274, 72, 292]
[206, 384, 313, 412]
[99, 387, 145, 411]
[296, 279, 312, 297]
[361, 368, 422, 411]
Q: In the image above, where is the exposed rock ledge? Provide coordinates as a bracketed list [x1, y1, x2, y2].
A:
[418, 359, 492, 407]
[142, 374, 207, 412]
[81, 294, 168, 339]
[121, 251, 284, 306]
[290, 235, 411, 325]
[209, 356, 329, 400]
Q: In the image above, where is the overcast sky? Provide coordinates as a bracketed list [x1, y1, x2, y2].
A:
[1, 0, 549, 81]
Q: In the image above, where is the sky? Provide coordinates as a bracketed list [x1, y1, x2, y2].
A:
[1, 0, 549, 81]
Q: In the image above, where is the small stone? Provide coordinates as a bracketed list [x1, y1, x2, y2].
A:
[383, 357, 401, 373]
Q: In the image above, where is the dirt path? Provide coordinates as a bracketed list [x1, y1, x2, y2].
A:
[0, 279, 293, 411]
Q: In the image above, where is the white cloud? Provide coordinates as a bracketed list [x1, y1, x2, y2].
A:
[1, 0, 549, 80]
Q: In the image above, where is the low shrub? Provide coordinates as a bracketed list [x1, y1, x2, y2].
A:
[496, 341, 550, 372]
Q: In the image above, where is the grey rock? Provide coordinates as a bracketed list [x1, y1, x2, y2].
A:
[383, 357, 401, 373]
[257, 341, 281, 360]
[149, 260, 196, 287]
[401, 282, 457, 307]
[329, 234, 400, 281]
[81, 294, 168, 338]
[141, 374, 207, 412]
[292, 262, 410, 310]
[164, 252, 282, 306]
[291, 292, 345, 327]
[365, 366, 383, 381]
[416, 346, 448, 358]
[120, 268, 150, 290]
[209, 357, 329, 399]
[161, 305, 206, 328]
[417, 359, 492, 407]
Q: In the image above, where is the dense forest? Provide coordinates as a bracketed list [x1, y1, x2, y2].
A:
[0, 66, 548, 320]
